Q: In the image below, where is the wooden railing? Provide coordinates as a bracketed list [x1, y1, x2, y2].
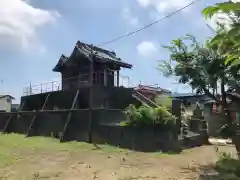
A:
[23, 71, 130, 96]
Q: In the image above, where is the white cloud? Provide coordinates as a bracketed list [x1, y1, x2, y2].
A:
[122, 7, 139, 26]
[208, 0, 240, 31]
[136, 0, 192, 15]
[0, 0, 60, 53]
[195, 1, 240, 33]
[136, 0, 152, 7]
[207, 12, 232, 31]
[136, 41, 158, 57]
[22, 0, 31, 3]
[207, 2, 240, 32]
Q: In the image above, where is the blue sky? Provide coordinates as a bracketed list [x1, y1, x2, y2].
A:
[0, 0, 223, 103]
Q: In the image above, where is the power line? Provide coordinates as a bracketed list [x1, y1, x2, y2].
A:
[97, 0, 201, 47]
[206, 23, 216, 33]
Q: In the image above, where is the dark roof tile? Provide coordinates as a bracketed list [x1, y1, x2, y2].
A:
[53, 41, 132, 72]
[76, 41, 132, 68]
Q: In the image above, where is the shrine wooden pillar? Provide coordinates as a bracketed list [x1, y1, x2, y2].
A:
[104, 69, 107, 86]
[117, 70, 119, 87]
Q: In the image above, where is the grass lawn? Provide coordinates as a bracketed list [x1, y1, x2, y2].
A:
[0, 133, 237, 180]
[0, 133, 133, 179]
[0, 133, 131, 166]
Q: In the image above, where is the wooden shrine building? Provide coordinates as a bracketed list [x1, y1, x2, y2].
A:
[53, 41, 132, 90]
[0, 40, 192, 149]
[18, 41, 134, 111]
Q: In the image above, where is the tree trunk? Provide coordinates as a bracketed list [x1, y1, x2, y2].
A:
[221, 80, 227, 113]
[221, 80, 240, 158]
[232, 134, 240, 159]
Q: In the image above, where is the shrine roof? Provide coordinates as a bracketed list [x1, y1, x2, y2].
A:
[53, 41, 132, 72]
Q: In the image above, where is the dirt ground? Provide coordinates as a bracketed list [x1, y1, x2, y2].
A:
[0, 134, 237, 180]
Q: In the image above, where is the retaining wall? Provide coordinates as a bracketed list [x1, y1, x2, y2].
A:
[0, 109, 207, 152]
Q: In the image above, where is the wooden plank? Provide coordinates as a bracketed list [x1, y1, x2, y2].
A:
[134, 91, 159, 108]
[3, 101, 25, 133]
[60, 90, 79, 142]
[26, 94, 51, 137]
[3, 115, 12, 133]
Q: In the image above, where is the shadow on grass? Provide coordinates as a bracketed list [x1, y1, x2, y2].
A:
[182, 164, 221, 180]
[181, 157, 240, 180]
[152, 150, 181, 158]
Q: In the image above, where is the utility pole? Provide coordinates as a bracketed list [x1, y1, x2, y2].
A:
[172, 82, 179, 93]
[0, 80, 3, 93]
[88, 45, 94, 143]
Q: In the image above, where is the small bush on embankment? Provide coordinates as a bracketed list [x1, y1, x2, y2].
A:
[215, 152, 240, 180]
[122, 104, 176, 129]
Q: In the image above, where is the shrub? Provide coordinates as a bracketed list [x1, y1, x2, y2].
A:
[155, 95, 172, 110]
[155, 106, 176, 125]
[215, 152, 240, 179]
[124, 104, 176, 127]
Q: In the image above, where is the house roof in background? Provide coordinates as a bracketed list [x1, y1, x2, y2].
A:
[172, 93, 206, 98]
[135, 85, 171, 94]
[53, 41, 132, 72]
[0, 95, 15, 100]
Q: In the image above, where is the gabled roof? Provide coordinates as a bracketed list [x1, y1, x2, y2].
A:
[53, 54, 68, 72]
[53, 41, 132, 72]
[0, 95, 15, 100]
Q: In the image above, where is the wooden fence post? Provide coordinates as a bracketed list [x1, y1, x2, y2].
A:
[60, 90, 79, 142]
[3, 101, 25, 133]
[26, 93, 51, 137]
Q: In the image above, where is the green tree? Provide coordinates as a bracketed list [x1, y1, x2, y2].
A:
[155, 94, 172, 110]
[202, 1, 240, 65]
[158, 35, 240, 157]
[158, 34, 240, 104]
[124, 104, 176, 127]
